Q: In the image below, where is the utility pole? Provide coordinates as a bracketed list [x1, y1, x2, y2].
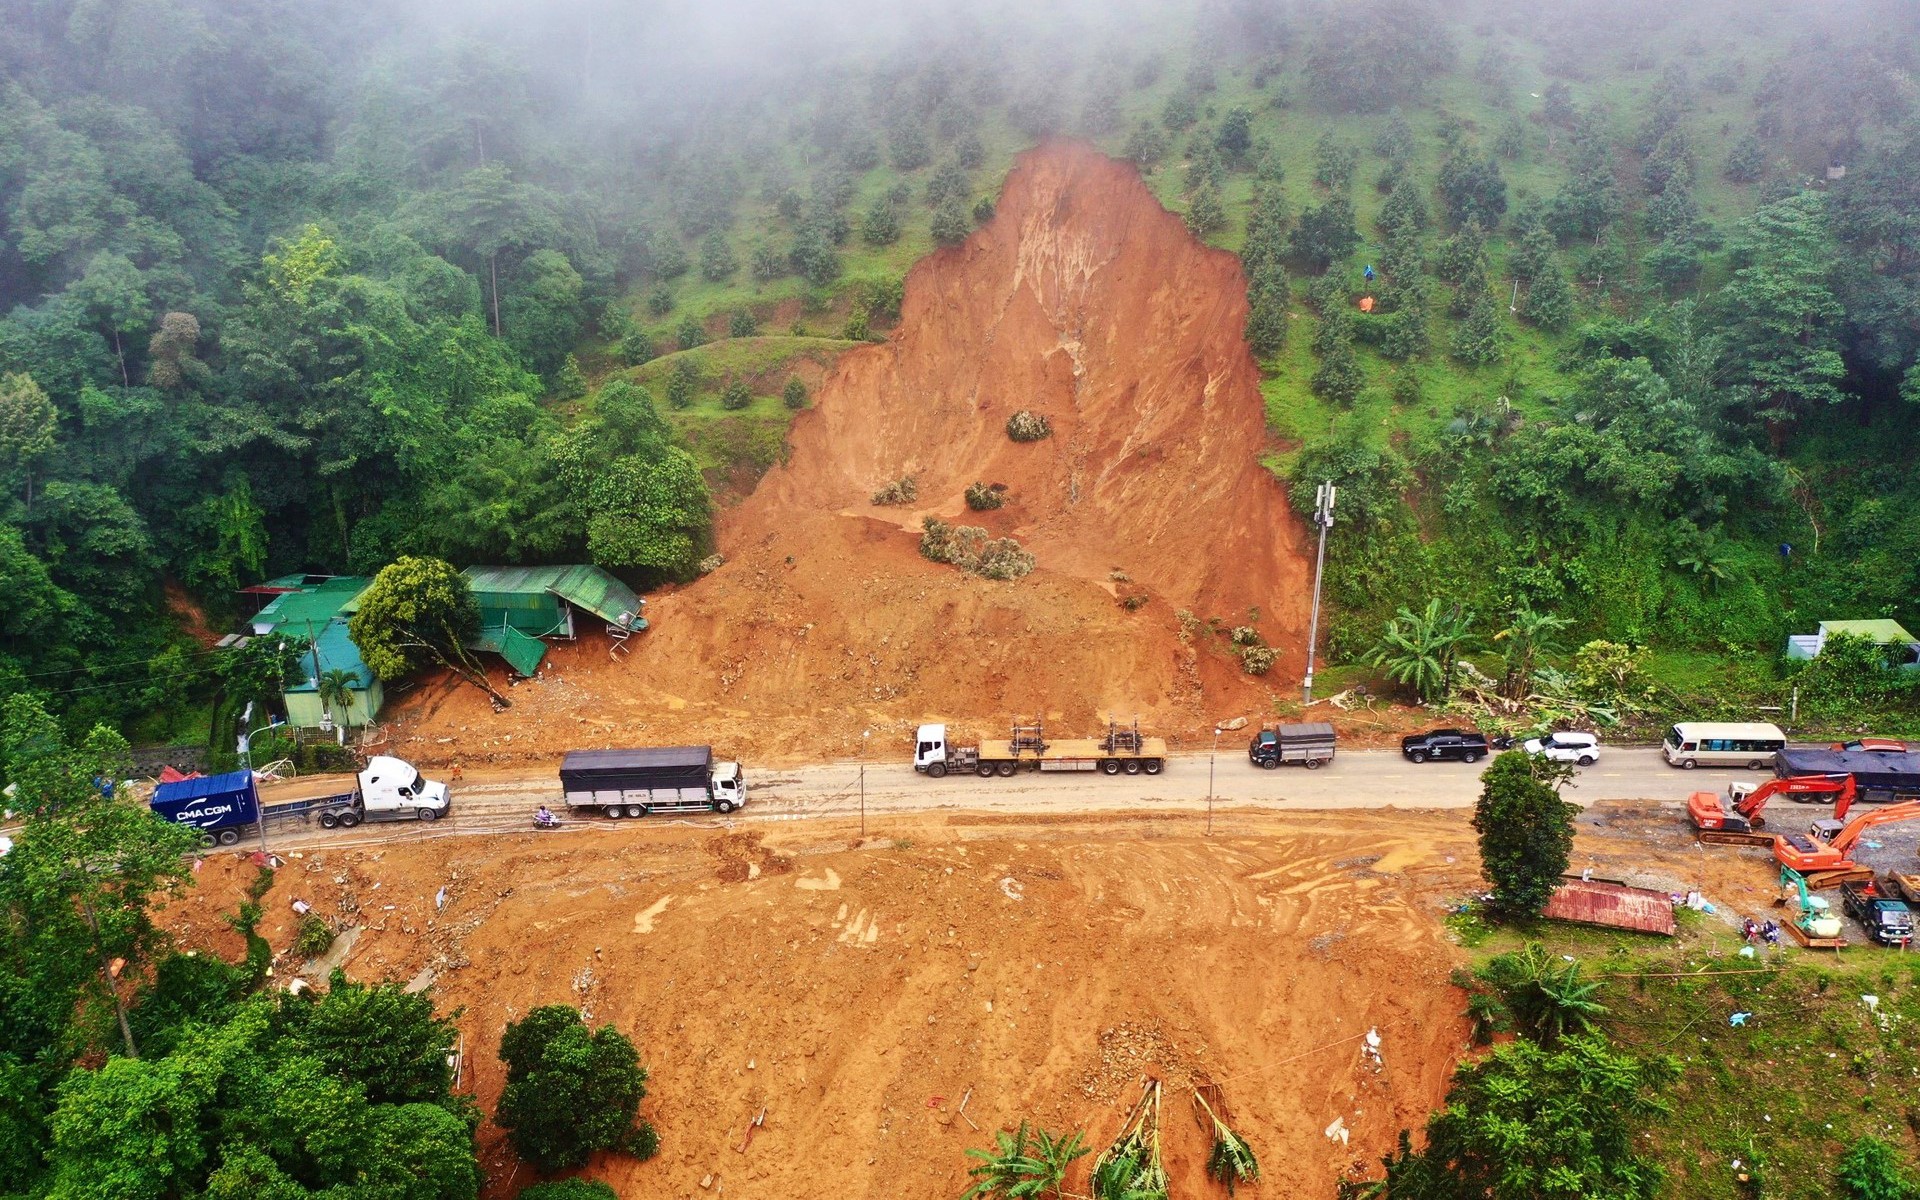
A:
[1302, 481, 1337, 705]
[1207, 726, 1221, 836]
[859, 730, 869, 840]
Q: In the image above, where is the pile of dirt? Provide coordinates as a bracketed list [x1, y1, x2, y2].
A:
[162, 808, 1478, 1198]
[388, 141, 1311, 767]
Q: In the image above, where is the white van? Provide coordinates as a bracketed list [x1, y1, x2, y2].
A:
[1663, 722, 1787, 769]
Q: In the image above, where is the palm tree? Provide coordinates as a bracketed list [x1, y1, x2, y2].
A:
[1494, 606, 1572, 699]
[316, 668, 358, 744]
[1474, 943, 1608, 1045]
[1364, 598, 1478, 704]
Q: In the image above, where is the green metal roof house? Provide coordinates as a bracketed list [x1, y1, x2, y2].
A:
[462, 565, 648, 676]
[240, 575, 382, 729]
[1786, 620, 1920, 666]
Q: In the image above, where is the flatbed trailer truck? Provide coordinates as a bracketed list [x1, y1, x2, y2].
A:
[559, 746, 746, 818]
[150, 756, 450, 843]
[914, 719, 1168, 778]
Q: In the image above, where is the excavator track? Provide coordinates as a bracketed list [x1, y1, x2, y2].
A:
[1804, 866, 1877, 890]
[1697, 830, 1776, 847]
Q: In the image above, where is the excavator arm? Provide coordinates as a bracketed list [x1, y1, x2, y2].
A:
[1829, 800, 1920, 855]
[1735, 775, 1853, 824]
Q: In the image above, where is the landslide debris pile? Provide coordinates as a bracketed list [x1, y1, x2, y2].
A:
[639, 142, 1310, 729]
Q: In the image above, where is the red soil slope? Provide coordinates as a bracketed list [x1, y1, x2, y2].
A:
[391, 141, 1311, 763]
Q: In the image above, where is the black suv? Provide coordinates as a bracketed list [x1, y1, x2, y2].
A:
[1401, 729, 1491, 764]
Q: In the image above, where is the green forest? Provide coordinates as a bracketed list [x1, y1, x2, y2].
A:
[2, 0, 1919, 746]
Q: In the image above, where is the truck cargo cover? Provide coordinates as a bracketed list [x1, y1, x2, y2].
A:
[1278, 722, 1337, 745]
[561, 746, 711, 790]
[1775, 749, 1920, 791]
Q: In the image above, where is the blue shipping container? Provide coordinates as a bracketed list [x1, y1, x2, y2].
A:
[150, 771, 259, 832]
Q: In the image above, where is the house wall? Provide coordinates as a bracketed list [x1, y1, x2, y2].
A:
[284, 679, 383, 729]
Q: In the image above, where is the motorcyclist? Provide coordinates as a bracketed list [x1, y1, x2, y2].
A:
[535, 805, 558, 828]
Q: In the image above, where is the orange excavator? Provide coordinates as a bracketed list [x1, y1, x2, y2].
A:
[1773, 800, 1920, 886]
[1689, 775, 1858, 844]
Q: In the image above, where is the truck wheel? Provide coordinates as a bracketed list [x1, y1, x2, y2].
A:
[603, 805, 623, 819]
[319, 813, 339, 830]
[715, 799, 735, 814]
[977, 762, 995, 778]
[928, 763, 947, 779]
[1101, 759, 1121, 776]
[199, 833, 216, 849]
[625, 804, 646, 818]
[1123, 759, 1142, 776]
[1465, 752, 1482, 763]
[996, 760, 1017, 778]
[1142, 759, 1163, 775]
[1305, 758, 1323, 770]
[1681, 759, 1697, 770]
[1263, 758, 1279, 770]
[1748, 760, 1766, 770]
[339, 812, 362, 829]
[417, 808, 439, 822]
[1409, 751, 1426, 764]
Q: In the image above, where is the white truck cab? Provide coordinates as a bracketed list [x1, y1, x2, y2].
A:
[711, 761, 746, 812]
[360, 755, 452, 816]
[914, 724, 949, 773]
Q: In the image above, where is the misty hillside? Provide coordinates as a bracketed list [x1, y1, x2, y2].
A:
[2, 0, 1920, 740]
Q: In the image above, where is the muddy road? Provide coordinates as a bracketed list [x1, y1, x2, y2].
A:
[255, 748, 1748, 854]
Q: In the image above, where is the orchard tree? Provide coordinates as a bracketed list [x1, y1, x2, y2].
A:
[1245, 264, 1290, 358]
[1363, 1036, 1678, 1199]
[496, 1006, 657, 1174]
[1472, 750, 1576, 920]
[1185, 180, 1226, 238]
[1438, 147, 1508, 229]
[698, 231, 736, 282]
[1522, 265, 1574, 330]
[783, 376, 809, 410]
[1216, 106, 1255, 160]
[862, 195, 900, 246]
[931, 198, 971, 247]
[347, 556, 508, 707]
[1289, 196, 1360, 271]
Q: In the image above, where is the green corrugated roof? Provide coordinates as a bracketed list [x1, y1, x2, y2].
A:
[285, 618, 376, 693]
[254, 576, 372, 634]
[471, 623, 548, 676]
[462, 565, 646, 631]
[1822, 620, 1918, 644]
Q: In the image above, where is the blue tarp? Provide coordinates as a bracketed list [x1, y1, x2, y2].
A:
[150, 771, 259, 831]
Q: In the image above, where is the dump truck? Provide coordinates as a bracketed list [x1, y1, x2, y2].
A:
[559, 746, 746, 817]
[1840, 881, 1915, 947]
[913, 719, 1167, 778]
[1248, 722, 1337, 769]
[150, 756, 450, 844]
